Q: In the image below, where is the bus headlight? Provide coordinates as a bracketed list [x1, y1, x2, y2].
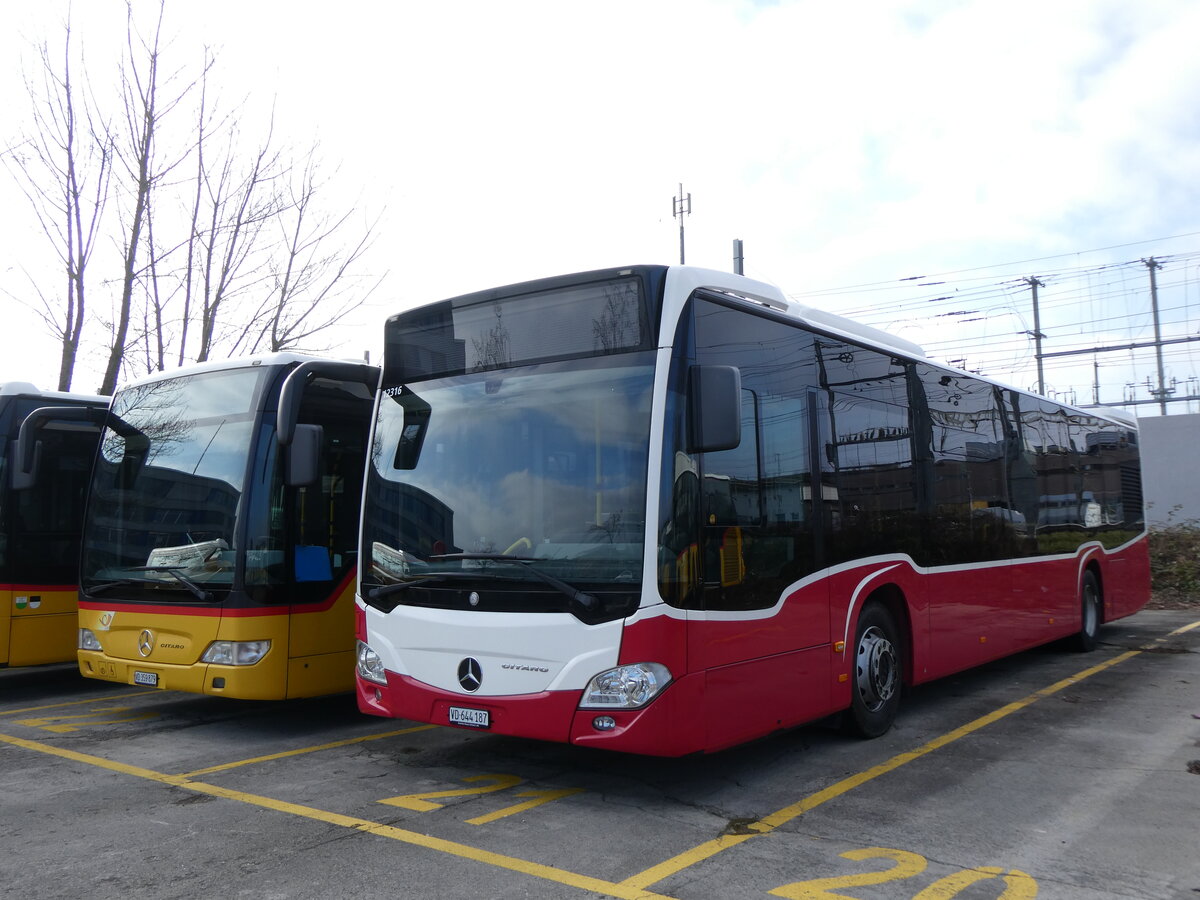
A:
[200, 640, 271, 666]
[579, 662, 672, 709]
[78, 628, 102, 651]
[356, 640, 387, 685]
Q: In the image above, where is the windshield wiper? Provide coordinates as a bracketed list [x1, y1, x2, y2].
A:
[367, 575, 446, 601]
[124, 565, 214, 602]
[86, 578, 146, 596]
[366, 569, 505, 601]
[428, 553, 600, 614]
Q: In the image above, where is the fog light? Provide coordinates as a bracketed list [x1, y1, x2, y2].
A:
[592, 715, 617, 731]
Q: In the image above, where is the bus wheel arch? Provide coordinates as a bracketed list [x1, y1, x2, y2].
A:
[1074, 565, 1104, 652]
[843, 589, 906, 739]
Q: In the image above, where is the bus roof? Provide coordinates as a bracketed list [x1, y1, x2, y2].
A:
[111, 352, 342, 392]
[663, 266, 928, 360]
[0, 382, 108, 405]
[396, 264, 1140, 434]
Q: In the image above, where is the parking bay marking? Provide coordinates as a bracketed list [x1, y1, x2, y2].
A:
[14, 705, 159, 732]
[619, 647, 1147, 892]
[179, 723, 438, 777]
[0, 690, 160, 718]
[619, 616, 1200, 892]
[0, 729, 679, 900]
[381, 773, 586, 824]
[769, 847, 1037, 899]
[1, 618, 1195, 899]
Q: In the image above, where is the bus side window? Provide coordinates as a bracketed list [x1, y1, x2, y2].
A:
[692, 297, 819, 612]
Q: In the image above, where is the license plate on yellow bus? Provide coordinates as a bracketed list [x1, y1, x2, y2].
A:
[133, 671, 159, 687]
[448, 706, 489, 728]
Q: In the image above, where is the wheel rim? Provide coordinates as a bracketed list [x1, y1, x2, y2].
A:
[855, 625, 898, 712]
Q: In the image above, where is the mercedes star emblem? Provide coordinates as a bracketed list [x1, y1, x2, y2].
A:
[457, 657, 483, 692]
[138, 629, 154, 658]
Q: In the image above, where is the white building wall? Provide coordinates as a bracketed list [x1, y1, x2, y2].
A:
[1138, 413, 1200, 528]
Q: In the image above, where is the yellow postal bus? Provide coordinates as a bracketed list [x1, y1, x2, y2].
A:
[20, 354, 377, 698]
[1, 382, 107, 668]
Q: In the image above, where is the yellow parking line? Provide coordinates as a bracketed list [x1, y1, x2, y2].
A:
[0, 730, 677, 900]
[0, 690, 160, 716]
[180, 724, 439, 776]
[619, 648, 1146, 891]
[3, 617, 1194, 898]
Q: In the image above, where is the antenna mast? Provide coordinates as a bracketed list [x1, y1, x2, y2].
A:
[672, 183, 691, 264]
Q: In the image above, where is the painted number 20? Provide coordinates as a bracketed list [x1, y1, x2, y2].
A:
[770, 847, 1037, 900]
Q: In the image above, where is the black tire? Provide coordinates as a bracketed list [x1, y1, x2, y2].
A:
[843, 601, 902, 738]
[1073, 569, 1102, 652]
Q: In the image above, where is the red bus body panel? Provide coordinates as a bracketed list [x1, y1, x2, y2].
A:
[357, 537, 1149, 757]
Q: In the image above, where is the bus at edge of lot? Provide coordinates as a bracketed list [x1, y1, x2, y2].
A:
[1, 382, 107, 668]
[354, 264, 1150, 756]
[21, 353, 378, 699]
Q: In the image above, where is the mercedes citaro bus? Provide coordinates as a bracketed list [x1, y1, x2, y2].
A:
[353, 265, 1148, 756]
[20, 354, 377, 698]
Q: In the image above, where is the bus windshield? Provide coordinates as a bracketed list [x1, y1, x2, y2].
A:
[362, 355, 655, 619]
[81, 367, 269, 596]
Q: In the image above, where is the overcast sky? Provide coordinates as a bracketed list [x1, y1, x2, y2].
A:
[3, 0, 1199, 411]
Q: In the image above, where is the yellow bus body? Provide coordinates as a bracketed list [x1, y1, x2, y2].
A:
[76, 576, 356, 700]
[1, 586, 78, 668]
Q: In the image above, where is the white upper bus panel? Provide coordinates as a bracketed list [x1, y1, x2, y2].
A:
[663, 266, 927, 361]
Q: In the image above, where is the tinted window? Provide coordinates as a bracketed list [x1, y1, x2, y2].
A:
[682, 298, 820, 611]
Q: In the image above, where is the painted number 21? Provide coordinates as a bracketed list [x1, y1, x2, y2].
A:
[770, 847, 1037, 899]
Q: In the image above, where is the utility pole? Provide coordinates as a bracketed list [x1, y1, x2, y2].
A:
[1144, 257, 1168, 414]
[1024, 276, 1046, 395]
[733, 239, 744, 275]
[672, 183, 691, 264]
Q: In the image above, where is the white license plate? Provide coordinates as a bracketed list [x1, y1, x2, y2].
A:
[133, 671, 159, 687]
[448, 706, 489, 728]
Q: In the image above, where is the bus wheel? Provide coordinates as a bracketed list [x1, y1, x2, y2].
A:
[1073, 570, 1102, 652]
[844, 601, 901, 738]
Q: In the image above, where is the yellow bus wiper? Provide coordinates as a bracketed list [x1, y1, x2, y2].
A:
[126, 565, 214, 602]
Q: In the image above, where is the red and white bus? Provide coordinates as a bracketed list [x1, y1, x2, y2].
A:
[354, 265, 1149, 756]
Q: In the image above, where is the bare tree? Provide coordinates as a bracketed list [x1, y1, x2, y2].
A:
[236, 152, 383, 357]
[10, 1, 385, 394]
[4, 14, 112, 391]
[189, 118, 285, 362]
[101, 0, 189, 395]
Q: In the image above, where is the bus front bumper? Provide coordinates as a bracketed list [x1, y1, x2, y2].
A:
[356, 669, 706, 757]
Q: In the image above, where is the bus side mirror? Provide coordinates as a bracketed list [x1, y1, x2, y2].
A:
[688, 365, 742, 453]
[287, 424, 323, 487]
[393, 388, 432, 470]
[12, 404, 107, 490]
